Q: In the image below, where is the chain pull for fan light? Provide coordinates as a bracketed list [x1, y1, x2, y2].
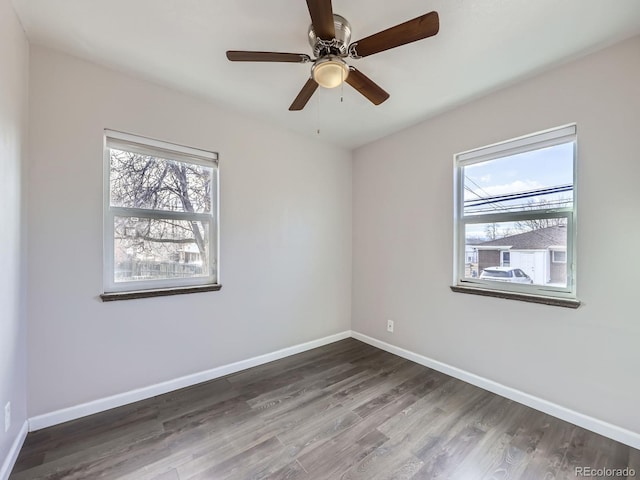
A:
[316, 89, 320, 135]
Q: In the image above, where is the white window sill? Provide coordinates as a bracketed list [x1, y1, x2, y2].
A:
[100, 284, 222, 302]
[450, 285, 580, 309]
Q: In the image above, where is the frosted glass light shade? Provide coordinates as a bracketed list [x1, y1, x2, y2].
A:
[312, 58, 349, 89]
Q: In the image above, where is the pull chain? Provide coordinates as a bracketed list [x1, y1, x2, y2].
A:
[316, 88, 321, 135]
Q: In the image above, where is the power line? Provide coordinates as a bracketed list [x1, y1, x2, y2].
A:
[464, 184, 573, 207]
[464, 176, 508, 212]
[466, 198, 572, 215]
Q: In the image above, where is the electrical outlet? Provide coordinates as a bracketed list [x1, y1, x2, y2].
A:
[386, 319, 394, 333]
[4, 402, 10, 433]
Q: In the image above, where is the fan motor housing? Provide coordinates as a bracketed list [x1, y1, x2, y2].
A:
[308, 14, 351, 57]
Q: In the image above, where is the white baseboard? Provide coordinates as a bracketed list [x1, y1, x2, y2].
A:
[1, 420, 28, 480]
[28, 330, 351, 432]
[351, 331, 640, 450]
[25, 329, 640, 451]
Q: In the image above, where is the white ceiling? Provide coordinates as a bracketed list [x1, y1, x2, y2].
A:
[12, 0, 640, 149]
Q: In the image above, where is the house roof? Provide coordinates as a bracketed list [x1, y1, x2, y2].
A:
[477, 225, 567, 250]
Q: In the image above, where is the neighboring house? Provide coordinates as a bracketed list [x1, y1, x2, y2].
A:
[464, 242, 481, 278]
[179, 244, 203, 266]
[465, 244, 479, 264]
[473, 225, 567, 285]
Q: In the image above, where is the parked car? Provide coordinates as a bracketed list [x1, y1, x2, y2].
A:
[479, 267, 533, 284]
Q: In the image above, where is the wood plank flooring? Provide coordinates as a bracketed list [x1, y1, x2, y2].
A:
[10, 338, 639, 479]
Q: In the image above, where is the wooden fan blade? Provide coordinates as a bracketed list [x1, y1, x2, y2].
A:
[306, 0, 335, 39]
[226, 51, 311, 63]
[350, 11, 439, 58]
[289, 78, 319, 111]
[345, 68, 389, 105]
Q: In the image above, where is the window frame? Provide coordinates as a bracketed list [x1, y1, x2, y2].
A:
[453, 124, 577, 302]
[552, 249, 567, 264]
[103, 129, 220, 295]
[500, 251, 511, 267]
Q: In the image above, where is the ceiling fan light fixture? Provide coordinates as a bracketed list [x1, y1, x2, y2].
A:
[312, 56, 349, 89]
[226, 3, 440, 111]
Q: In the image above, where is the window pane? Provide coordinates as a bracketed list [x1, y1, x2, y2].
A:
[110, 148, 213, 213]
[465, 221, 567, 287]
[114, 216, 210, 283]
[463, 142, 573, 216]
[553, 251, 567, 263]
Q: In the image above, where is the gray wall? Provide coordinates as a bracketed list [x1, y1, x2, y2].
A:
[26, 46, 352, 417]
[0, 0, 29, 471]
[352, 35, 640, 434]
[12, 15, 640, 453]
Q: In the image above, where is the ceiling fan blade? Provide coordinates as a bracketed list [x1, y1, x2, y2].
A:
[350, 11, 439, 58]
[289, 78, 319, 111]
[345, 68, 389, 105]
[306, 0, 335, 39]
[226, 51, 311, 63]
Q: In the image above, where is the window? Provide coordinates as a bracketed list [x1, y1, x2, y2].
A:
[103, 130, 219, 297]
[552, 250, 567, 263]
[453, 125, 577, 304]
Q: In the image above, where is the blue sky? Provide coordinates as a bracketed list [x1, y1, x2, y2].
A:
[463, 141, 574, 239]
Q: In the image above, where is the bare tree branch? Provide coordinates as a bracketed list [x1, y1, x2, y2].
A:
[110, 150, 212, 269]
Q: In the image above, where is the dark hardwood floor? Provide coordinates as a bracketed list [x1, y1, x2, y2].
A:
[10, 338, 639, 479]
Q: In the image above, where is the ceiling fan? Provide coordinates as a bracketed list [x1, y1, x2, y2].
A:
[226, 0, 439, 111]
